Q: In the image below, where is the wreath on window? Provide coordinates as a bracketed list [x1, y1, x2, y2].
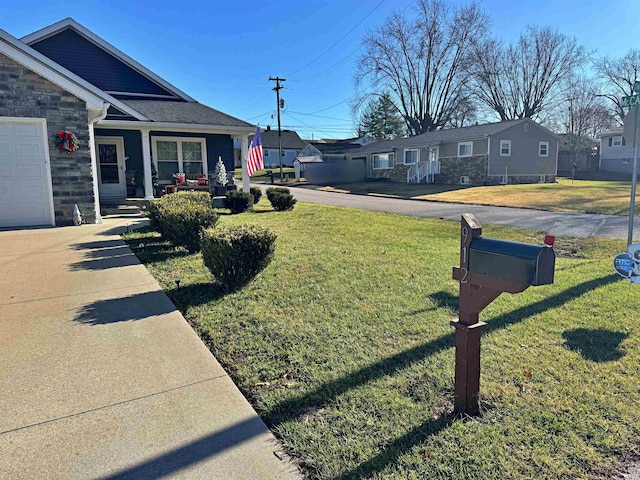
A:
[53, 130, 80, 154]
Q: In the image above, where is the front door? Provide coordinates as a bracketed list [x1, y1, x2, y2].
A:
[96, 137, 126, 200]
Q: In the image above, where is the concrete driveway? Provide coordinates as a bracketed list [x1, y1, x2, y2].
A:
[0, 218, 299, 479]
[278, 185, 639, 240]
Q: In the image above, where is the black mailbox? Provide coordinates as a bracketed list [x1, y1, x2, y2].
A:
[468, 237, 555, 286]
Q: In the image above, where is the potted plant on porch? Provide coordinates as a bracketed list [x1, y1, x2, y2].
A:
[211, 157, 228, 196]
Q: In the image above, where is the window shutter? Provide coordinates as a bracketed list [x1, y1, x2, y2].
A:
[609, 138, 612, 147]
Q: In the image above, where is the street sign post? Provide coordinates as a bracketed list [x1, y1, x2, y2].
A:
[622, 99, 640, 245]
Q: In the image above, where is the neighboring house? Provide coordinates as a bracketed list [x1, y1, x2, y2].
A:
[234, 129, 306, 168]
[599, 128, 633, 174]
[0, 18, 255, 228]
[347, 118, 559, 185]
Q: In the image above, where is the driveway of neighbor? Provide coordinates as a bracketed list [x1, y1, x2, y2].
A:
[0, 217, 300, 480]
[273, 185, 639, 240]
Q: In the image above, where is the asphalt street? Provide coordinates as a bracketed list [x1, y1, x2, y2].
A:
[277, 185, 639, 240]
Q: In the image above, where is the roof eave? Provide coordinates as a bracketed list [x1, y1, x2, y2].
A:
[21, 18, 196, 103]
[0, 28, 149, 120]
[97, 119, 256, 135]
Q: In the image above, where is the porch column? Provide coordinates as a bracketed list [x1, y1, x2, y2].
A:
[141, 128, 153, 199]
[241, 134, 250, 192]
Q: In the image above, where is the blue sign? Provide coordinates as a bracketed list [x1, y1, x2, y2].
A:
[614, 253, 633, 278]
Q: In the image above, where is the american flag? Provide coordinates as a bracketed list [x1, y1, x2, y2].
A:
[247, 127, 264, 177]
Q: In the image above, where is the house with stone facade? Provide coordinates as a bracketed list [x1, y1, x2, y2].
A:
[346, 118, 559, 186]
[0, 18, 255, 228]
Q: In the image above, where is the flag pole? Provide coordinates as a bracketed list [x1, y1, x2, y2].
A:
[241, 134, 250, 193]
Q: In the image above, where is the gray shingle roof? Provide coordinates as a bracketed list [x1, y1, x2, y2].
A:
[121, 100, 254, 128]
[250, 130, 306, 150]
[349, 119, 529, 155]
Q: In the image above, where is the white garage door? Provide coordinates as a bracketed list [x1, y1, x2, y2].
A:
[0, 118, 54, 228]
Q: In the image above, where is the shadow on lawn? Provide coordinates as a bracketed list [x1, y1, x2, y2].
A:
[333, 414, 454, 480]
[265, 274, 620, 478]
[563, 328, 628, 362]
[165, 283, 227, 312]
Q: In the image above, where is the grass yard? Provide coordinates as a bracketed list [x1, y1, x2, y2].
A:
[125, 202, 640, 479]
[317, 178, 637, 216]
[234, 167, 296, 183]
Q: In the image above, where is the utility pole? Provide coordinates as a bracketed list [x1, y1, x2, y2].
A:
[269, 77, 286, 183]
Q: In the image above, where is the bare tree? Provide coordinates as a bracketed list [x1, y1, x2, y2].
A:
[556, 76, 614, 175]
[472, 26, 588, 121]
[354, 0, 488, 136]
[593, 49, 640, 122]
[445, 96, 478, 128]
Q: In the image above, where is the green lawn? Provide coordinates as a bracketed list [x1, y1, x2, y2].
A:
[316, 178, 638, 216]
[234, 167, 297, 183]
[125, 203, 640, 479]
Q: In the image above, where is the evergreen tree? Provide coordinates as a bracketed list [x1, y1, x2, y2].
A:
[358, 93, 406, 141]
[213, 157, 228, 186]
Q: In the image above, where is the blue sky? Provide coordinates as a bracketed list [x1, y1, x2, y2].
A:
[2, 0, 637, 139]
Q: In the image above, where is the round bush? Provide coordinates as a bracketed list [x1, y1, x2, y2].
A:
[146, 192, 218, 252]
[249, 186, 262, 205]
[201, 225, 276, 291]
[224, 190, 253, 214]
[266, 188, 296, 211]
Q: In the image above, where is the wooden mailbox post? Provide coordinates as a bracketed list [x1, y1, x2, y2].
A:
[451, 214, 555, 415]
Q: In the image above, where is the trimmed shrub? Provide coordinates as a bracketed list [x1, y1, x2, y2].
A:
[201, 225, 276, 291]
[266, 187, 296, 211]
[266, 187, 290, 195]
[249, 186, 262, 205]
[224, 190, 253, 214]
[146, 192, 218, 252]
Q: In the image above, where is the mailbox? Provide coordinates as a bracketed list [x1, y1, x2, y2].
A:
[469, 237, 555, 286]
[451, 214, 556, 416]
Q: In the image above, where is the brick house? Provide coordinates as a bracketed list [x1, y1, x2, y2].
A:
[346, 119, 559, 185]
[0, 18, 255, 228]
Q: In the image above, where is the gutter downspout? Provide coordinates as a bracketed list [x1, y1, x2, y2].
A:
[486, 135, 490, 185]
[88, 104, 109, 223]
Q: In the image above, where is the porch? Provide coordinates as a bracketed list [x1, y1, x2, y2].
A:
[93, 126, 252, 203]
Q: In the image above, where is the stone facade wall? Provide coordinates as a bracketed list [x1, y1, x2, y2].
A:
[369, 163, 411, 182]
[435, 155, 487, 185]
[0, 53, 94, 225]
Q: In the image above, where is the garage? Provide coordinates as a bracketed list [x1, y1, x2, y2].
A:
[0, 118, 55, 228]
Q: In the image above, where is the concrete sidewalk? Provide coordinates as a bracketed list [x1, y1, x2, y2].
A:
[0, 217, 300, 479]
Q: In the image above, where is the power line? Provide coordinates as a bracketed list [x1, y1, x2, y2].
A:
[288, 45, 364, 82]
[286, 110, 353, 122]
[285, 0, 385, 78]
[284, 112, 356, 138]
[309, 97, 355, 114]
[284, 88, 346, 101]
[246, 110, 274, 121]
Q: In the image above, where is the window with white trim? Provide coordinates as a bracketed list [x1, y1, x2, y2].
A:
[372, 152, 395, 169]
[404, 149, 419, 164]
[612, 136, 623, 147]
[152, 137, 207, 183]
[499, 140, 511, 156]
[539, 141, 549, 157]
[460, 175, 470, 185]
[458, 142, 473, 157]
